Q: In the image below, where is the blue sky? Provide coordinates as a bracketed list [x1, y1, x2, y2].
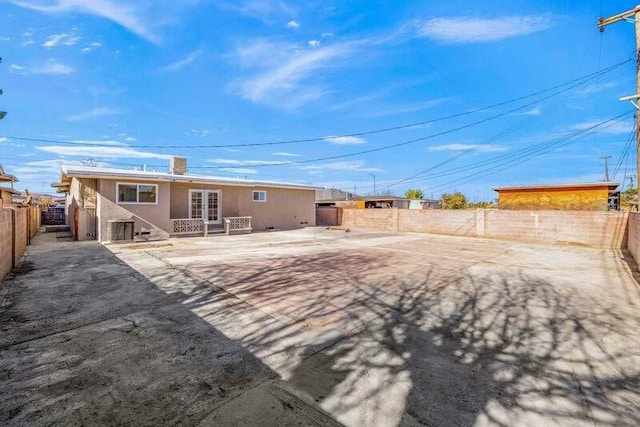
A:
[0, 0, 638, 201]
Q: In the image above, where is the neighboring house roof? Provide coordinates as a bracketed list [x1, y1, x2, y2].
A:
[0, 164, 18, 183]
[493, 182, 620, 192]
[0, 186, 22, 195]
[316, 188, 359, 201]
[58, 165, 321, 191]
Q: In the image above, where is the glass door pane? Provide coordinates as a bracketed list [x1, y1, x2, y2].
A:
[190, 191, 203, 219]
[207, 191, 219, 222]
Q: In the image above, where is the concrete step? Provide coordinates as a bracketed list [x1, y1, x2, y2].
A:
[44, 225, 70, 233]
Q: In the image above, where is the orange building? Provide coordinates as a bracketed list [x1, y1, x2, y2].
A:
[493, 182, 620, 211]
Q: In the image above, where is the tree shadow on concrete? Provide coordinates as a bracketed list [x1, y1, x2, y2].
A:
[178, 244, 640, 426]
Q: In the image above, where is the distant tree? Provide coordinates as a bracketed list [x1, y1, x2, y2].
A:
[404, 188, 425, 199]
[621, 187, 638, 211]
[440, 192, 468, 209]
[469, 200, 495, 209]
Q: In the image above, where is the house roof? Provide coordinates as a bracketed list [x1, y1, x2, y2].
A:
[0, 186, 22, 195]
[493, 182, 620, 192]
[0, 164, 18, 183]
[58, 165, 321, 191]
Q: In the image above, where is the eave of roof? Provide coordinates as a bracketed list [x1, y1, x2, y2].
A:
[493, 182, 620, 192]
[0, 186, 22, 195]
[60, 165, 321, 191]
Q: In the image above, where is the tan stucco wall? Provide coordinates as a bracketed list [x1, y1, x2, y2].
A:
[497, 188, 610, 210]
[169, 183, 316, 231]
[97, 179, 171, 241]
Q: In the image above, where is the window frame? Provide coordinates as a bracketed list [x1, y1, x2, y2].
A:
[252, 190, 267, 203]
[116, 182, 159, 205]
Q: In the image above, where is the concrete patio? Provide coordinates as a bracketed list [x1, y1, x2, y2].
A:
[1, 228, 640, 426]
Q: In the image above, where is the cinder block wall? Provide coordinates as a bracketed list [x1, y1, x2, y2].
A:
[399, 209, 477, 236]
[0, 210, 12, 280]
[341, 208, 629, 248]
[342, 208, 397, 231]
[628, 213, 640, 264]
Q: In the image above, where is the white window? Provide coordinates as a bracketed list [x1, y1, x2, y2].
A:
[252, 190, 267, 202]
[117, 183, 158, 204]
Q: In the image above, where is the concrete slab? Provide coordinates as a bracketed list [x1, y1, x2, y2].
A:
[2, 227, 640, 426]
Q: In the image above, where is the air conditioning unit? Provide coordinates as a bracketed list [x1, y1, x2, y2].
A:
[107, 219, 135, 242]
[170, 156, 187, 175]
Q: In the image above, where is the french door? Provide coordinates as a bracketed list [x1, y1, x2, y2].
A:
[189, 190, 221, 225]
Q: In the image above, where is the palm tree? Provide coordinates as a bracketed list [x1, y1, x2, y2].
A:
[404, 189, 425, 199]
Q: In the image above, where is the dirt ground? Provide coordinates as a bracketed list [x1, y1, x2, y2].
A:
[1, 227, 640, 426]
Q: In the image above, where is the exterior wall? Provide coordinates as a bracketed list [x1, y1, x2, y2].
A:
[341, 208, 397, 231]
[169, 183, 316, 231]
[628, 213, 640, 267]
[398, 209, 478, 236]
[14, 208, 27, 264]
[0, 210, 12, 280]
[497, 188, 610, 210]
[484, 210, 627, 248]
[0, 206, 40, 281]
[97, 179, 171, 242]
[341, 208, 628, 248]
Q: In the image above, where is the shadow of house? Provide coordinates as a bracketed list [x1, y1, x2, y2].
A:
[0, 237, 338, 425]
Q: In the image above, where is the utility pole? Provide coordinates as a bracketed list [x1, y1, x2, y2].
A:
[627, 173, 636, 189]
[598, 6, 640, 188]
[368, 173, 376, 196]
[601, 155, 612, 182]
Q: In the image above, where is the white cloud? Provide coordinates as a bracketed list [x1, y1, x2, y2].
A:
[416, 16, 550, 43]
[0, 137, 8, 142]
[207, 158, 286, 166]
[301, 160, 383, 172]
[37, 144, 172, 159]
[81, 41, 103, 53]
[42, 33, 80, 48]
[232, 39, 351, 108]
[523, 107, 542, 116]
[65, 107, 119, 122]
[216, 1, 296, 23]
[11, 0, 161, 44]
[30, 60, 75, 75]
[428, 143, 508, 152]
[220, 167, 258, 174]
[159, 49, 203, 72]
[286, 20, 300, 29]
[324, 136, 367, 145]
[575, 82, 616, 95]
[308, 39, 320, 47]
[9, 64, 25, 73]
[321, 32, 334, 38]
[187, 128, 210, 138]
[570, 120, 634, 135]
[272, 151, 301, 157]
[20, 29, 35, 46]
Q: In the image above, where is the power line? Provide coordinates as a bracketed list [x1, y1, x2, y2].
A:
[0, 58, 632, 150]
[414, 112, 634, 194]
[182, 78, 634, 170]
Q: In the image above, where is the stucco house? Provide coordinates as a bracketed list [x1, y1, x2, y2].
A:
[53, 157, 319, 242]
